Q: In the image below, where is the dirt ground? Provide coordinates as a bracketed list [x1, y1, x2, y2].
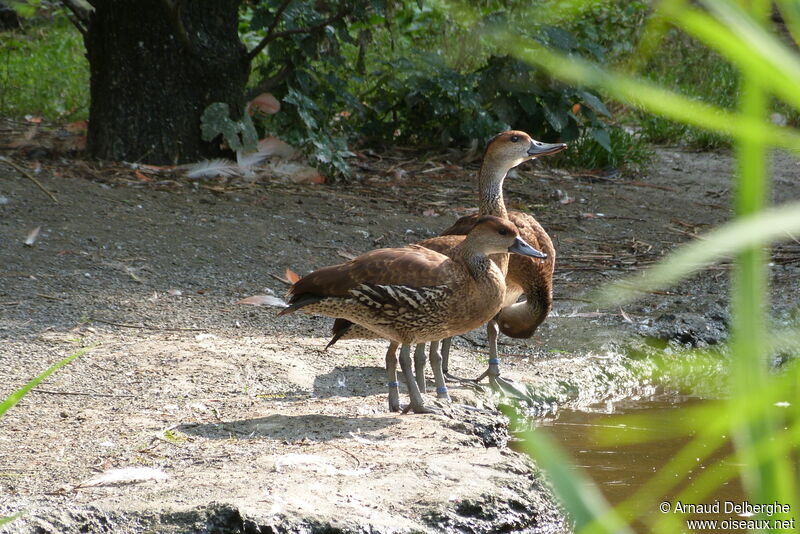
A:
[1, 127, 799, 533]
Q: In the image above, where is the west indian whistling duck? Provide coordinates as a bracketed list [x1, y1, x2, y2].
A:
[329, 131, 565, 403]
[279, 216, 547, 413]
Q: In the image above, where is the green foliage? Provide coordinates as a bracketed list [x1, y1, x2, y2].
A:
[558, 124, 651, 171]
[559, 0, 650, 61]
[8, 0, 42, 19]
[0, 12, 88, 119]
[241, 0, 633, 174]
[476, 52, 610, 145]
[200, 102, 258, 153]
[359, 52, 506, 144]
[243, 0, 381, 177]
[0, 0, 643, 173]
[256, 75, 358, 177]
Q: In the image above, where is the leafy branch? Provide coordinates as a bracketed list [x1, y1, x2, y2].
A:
[247, 4, 353, 61]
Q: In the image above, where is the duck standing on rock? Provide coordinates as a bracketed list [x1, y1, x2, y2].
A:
[279, 216, 547, 414]
[329, 131, 566, 401]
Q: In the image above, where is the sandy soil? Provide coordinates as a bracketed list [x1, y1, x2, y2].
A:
[1, 131, 798, 532]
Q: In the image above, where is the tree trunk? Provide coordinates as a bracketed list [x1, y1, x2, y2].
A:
[85, 0, 249, 164]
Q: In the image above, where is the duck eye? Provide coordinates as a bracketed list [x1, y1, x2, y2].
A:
[510, 135, 519, 143]
[498, 228, 509, 235]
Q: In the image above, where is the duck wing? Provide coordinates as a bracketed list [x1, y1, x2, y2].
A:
[282, 245, 458, 315]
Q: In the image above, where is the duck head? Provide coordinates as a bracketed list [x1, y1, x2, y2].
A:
[484, 130, 567, 170]
[469, 216, 547, 258]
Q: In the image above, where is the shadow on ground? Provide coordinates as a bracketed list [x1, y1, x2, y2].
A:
[312, 364, 389, 398]
[178, 412, 399, 442]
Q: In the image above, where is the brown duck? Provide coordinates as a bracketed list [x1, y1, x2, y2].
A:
[279, 216, 546, 413]
[330, 131, 565, 401]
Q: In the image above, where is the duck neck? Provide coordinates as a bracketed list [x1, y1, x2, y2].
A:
[455, 244, 504, 283]
[477, 159, 509, 218]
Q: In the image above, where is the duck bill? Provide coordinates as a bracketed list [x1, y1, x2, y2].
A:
[528, 140, 568, 157]
[508, 237, 547, 259]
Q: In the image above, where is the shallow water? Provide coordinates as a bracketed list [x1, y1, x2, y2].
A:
[538, 398, 753, 530]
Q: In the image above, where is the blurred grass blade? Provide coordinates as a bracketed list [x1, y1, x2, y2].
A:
[598, 202, 800, 305]
[659, 1, 800, 111]
[776, 0, 800, 47]
[515, 426, 634, 534]
[699, 0, 800, 102]
[623, 0, 682, 73]
[502, 35, 800, 152]
[656, 419, 800, 531]
[0, 512, 25, 527]
[0, 344, 97, 418]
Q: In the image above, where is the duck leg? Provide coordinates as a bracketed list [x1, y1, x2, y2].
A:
[475, 320, 531, 400]
[441, 337, 452, 376]
[413, 343, 427, 393]
[439, 337, 475, 383]
[428, 340, 450, 401]
[398, 344, 435, 414]
[385, 341, 401, 412]
[475, 320, 501, 384]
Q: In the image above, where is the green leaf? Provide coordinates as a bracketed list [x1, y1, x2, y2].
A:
[200, 103, 257, 152]
[590, 126, 612, 152]
[579, 89, 611, 117]
[0, 344, 97, 418]
[542, 25, 579, 51]
[542, 100, 568, 131]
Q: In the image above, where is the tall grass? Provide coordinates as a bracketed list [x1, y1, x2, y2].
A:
[0, 13, 89, 120]
[444, 0, 800, 531]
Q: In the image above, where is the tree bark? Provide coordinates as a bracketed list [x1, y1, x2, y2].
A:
[85, 0, 249, 164]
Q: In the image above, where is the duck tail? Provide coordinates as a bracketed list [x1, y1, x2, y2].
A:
[276, 294, 323, 316]
[325, 318, 353, 349]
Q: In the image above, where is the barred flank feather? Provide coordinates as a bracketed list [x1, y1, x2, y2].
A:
[350, 284, 451, 315]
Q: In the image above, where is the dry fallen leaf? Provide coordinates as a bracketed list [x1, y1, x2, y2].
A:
[248, 92, 281, 115]
[76, 467, 168, 488]
[24, 226, 41, 246]
[236, 295, 287, 307]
